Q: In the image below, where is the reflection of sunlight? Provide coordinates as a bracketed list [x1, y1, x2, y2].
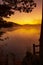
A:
[0, 27, 41, 60]
[6, 27, 40, 43]
[0, 27, 40, 41]
[9, 28, 40, 37]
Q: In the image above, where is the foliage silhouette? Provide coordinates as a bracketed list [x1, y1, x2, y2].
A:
[0, 0, 36, 18]
[0, 0, 36, 28]
[0, 4, 14, 17]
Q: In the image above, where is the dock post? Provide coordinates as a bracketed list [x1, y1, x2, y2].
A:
[33, 44, 35, 55]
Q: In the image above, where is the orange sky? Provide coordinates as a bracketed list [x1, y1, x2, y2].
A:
[3, 0, 42, 25]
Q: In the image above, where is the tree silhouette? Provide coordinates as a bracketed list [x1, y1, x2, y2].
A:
[0, 0, 36, 18]
[40, 21, 43, 64]
[0, 4, 14, 18]
[0, 0, 36, 28]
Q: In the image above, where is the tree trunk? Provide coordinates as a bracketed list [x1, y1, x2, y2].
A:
[40, 20, 43, 64]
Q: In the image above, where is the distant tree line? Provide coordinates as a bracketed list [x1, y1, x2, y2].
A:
[0, 18, 14, 28]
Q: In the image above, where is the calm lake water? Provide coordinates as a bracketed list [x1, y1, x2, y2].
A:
[0, 26, 41, 60]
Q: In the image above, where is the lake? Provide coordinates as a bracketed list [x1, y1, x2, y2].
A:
[0, 26, 41, 60]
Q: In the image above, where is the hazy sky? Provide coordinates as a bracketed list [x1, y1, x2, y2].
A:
[3, 0, 42, 25]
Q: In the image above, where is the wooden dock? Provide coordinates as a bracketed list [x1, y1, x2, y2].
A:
[33, 44, 40, 55]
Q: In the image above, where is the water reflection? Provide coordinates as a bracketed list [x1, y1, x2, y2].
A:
[0, 30, 9, 41]
[0, 26, 41, 60]
[0, 27, 18, 41]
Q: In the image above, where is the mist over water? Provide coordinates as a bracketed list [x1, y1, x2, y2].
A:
[0, 26, 41, 60]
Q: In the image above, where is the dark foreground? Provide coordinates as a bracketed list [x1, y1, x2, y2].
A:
[0, 45, 40, 65]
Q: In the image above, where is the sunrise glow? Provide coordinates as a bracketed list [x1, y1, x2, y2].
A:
[3, 0, 42, 25]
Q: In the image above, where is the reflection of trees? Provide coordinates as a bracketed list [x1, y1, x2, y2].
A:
[0, 27, 19, 41]
[0, 31, 5, 41]
[0, 31, 5, 37]
[0, 30, 9, 41]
